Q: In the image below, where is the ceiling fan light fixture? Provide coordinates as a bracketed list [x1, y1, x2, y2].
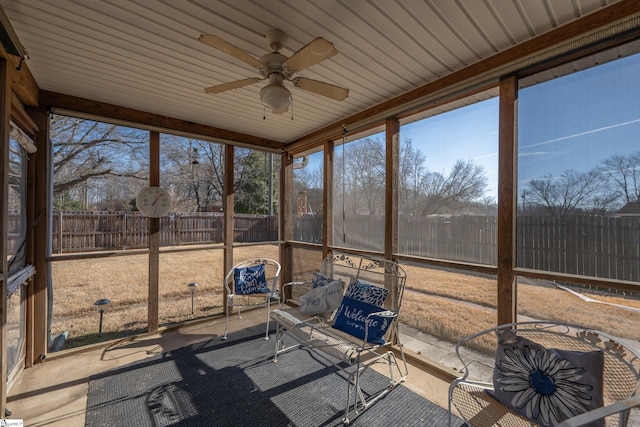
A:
[260, 82, 291, 113]
[200, 29, 349, 112]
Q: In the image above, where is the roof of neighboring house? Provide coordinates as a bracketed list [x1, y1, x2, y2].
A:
[618, 201, 640, 215]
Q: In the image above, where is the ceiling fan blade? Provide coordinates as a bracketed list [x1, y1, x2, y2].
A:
[204, 78, 262, 94]
[292, 78, 349, 101]
[199, 35, 265, 70]
[284, 37, 337, 73]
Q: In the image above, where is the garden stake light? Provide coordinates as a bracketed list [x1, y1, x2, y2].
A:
[94, 298, 110, 337]
[188, 282, 199, 314]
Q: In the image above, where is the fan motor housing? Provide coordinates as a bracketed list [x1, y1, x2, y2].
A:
[260, 52, 290, 79]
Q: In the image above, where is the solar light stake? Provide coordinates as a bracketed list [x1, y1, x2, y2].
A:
[188, 282, 199, 314]
[94, 298, 110, 337]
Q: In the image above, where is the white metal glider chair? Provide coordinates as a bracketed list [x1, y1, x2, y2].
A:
[448, 321, 640, 427]
[271, 251, 409, 425]
[222, 258, 281, 340]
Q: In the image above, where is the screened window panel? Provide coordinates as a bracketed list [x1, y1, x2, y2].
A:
[398, 96, 499, 265]
[8, 138, 26, 273]
[517, 47, 640, 282]
[292, 151, 323, 244]
[233, 148, 280, 243]
[516, 277, 640, 343]
[333, 132, 385, 252]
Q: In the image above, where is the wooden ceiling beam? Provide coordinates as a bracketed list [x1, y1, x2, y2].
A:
[40, 91, 285, 151]
[0, 44, 39, 108]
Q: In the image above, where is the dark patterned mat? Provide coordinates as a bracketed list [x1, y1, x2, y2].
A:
[86, 324, 463, 426]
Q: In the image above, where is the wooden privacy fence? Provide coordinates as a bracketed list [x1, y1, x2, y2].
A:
[52, 211, 278, 253]
[518, 214, 640, 283]
[296, 214, 498, 265]
[295, 213, 640, 283]
[50, 211, 639, 282]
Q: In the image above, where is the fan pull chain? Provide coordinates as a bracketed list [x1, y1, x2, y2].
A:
[290, 100, 294, 120]
[263, 105, 266, 120]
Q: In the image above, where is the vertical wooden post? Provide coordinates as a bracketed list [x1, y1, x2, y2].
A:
[497, 75, 518, 326]
[30, 108, 50, 366]
[147, 131, 160, 332]
[385, 118, 400, 261]
[280, 151, 293, 288]
[0, 57, 10, 417]
[223, 144, 234, 307]
[323, 140, 334, 257]
[25, 113, 36, 369]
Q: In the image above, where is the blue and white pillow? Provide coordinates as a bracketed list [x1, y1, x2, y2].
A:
[233, 264, 270, 295]
[332, 296, 392, 345]
[489, 329, 605, 427]
[344, 278, 388, 307]
[311, 271, 332, 288]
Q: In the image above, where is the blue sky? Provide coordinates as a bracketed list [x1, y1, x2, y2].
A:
[300, 50, 640, 203]
[518, 53, 640, 188]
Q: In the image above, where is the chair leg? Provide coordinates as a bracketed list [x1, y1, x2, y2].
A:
[222, 309, 229, 340]
[264, 296, 270, 340]
[272, 324, 279, 362]
[341, 350, 407, 425]
[342, 358, 362, 425]
[222, 295, 232, 340]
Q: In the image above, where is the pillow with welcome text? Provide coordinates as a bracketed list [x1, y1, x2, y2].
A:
[332, 296, 393, 345]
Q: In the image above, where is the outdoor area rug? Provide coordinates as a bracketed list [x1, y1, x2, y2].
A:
[85, 324, 463, 426]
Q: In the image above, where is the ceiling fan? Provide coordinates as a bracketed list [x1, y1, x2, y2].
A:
[199, 29, 349, 114]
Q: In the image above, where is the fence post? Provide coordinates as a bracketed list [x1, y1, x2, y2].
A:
[57, 211, 63, 254]
[176, 214, 182, 246]
[122, 212, 127, 250]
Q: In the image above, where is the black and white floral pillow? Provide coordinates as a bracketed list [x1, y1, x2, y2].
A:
[311, 271, 332, 288]
[344, 278, 388, 307]
[489, 329, 605, 427]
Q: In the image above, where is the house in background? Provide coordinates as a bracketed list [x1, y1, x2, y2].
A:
[617, 201, 640, 217]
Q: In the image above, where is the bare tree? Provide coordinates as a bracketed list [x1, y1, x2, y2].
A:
[51, 115, 148, 210]
[336, 137, 385, 215]
[422, 160, 488, 215]
[335, 138, 489, 217]
[600, 151, 640, 204]
[161, 137, 225, 212]
[526, 169, 615, 216]
[398, 139, 428, 216]
[293, 165, 323, 215]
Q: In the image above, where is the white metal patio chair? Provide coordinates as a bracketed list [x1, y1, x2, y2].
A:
[222, 258, 281, 340]
[448, 321, 640, 427]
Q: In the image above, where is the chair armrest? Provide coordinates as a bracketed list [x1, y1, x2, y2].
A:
[557, 394, 640, 427]
[279, 281, 311, 305]
[282, 281, 308, 289]
[367, 310, 396, 319]
[362, 310, 397, 346]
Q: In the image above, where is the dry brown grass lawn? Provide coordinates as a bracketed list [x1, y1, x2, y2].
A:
[50, 244, 278, 347]
[399, 263, 640, 344]
[51, 246, 639, 349]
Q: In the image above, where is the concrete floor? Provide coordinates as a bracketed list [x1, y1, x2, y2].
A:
[6, 310, 454, 427]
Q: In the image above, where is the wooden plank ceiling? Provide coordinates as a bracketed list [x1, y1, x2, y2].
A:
[0, 0, 621, 145]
